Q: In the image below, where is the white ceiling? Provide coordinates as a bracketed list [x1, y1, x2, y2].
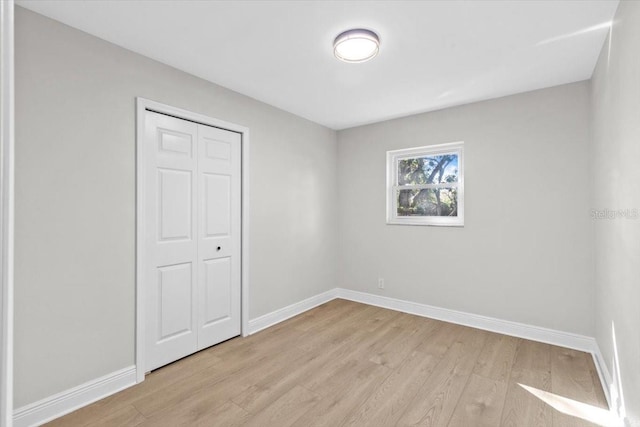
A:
[17, 0, 619, 130]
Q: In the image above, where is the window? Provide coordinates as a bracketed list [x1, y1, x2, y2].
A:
[387, 142, 464, 226]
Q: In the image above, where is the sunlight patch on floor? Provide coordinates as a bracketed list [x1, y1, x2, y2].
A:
[519, 383, 622, 427]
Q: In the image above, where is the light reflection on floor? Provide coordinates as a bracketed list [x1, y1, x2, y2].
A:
[519, 383, 622, 427]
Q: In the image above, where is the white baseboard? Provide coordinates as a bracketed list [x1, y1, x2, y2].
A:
[249, 286, 605, 361]
[336, 288, 617, 414]
[247, 288, 338, 335]
[591, 342, 637, 427]
[591, 342, 613, 409]
[16, 288, 614, 426]
[336, 288, 597, 352]
[13, 366, 136, 427]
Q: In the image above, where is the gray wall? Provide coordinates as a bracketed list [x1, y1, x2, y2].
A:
[338, 82, 593, 336]
[591, 1, 640, 423]
[17, 1, 640, 419]
[14, 7, 337, 408]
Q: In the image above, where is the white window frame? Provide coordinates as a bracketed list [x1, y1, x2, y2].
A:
[386, 141, 464, 227]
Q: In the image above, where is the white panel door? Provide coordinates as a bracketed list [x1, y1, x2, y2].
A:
[197, 125, 241, 349]
[144, 111, 241, 372]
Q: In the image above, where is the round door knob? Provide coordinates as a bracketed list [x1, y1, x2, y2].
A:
[217, 246, 221, 251]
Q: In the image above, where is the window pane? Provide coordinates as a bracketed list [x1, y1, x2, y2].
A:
[396, 188, 458, 217]
[397, 154, 459, 185]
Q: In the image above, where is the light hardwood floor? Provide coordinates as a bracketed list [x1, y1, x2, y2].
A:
[47, 299, 608, 426]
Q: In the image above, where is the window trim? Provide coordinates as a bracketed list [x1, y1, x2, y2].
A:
[386, 141, 464, 227]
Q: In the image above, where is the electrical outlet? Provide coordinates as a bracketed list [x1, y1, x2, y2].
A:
[378, 277, 385, 289]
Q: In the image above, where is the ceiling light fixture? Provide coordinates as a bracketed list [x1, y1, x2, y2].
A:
[333, 29, 380, 63]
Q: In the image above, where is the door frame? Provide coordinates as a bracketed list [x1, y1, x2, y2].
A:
[0, 0, 14, 425]
[135, 98, 250, 383]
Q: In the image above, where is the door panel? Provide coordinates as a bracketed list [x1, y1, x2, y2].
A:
[145, 110, 241, 371]
[157, 263, 193, 341]
[203, 173, 230, 237]
[158, 169, 192, 241]
[158, 129, 193, 157]
[204, 138, 231, 161]
[203, 257, 232, 325]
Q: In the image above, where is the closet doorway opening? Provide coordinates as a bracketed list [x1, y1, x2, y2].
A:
[135, 98, 250, 382]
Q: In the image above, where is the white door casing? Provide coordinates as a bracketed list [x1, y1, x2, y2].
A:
[143, 109, 241, 372]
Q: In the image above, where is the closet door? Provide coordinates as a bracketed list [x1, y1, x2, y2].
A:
[196, 124, 241, 349]
[144, 111, 241, 372]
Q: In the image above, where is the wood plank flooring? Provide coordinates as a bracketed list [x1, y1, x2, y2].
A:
[47, 299, 608, 426]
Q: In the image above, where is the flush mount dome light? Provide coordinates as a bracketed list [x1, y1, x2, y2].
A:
[333, 29, 380, 63]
